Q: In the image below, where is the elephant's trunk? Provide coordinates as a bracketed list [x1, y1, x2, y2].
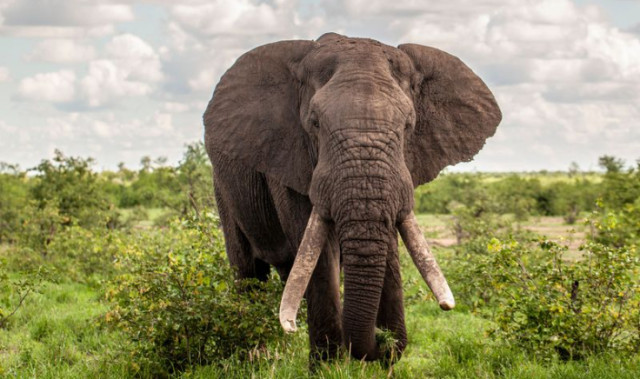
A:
[311, 127, 410, 359]
[340, 219, 390, 360]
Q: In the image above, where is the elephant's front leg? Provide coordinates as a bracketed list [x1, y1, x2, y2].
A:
[375, 245, 408, 362]
[306, 234, 342, 362]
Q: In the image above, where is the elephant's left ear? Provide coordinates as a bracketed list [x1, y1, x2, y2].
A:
[204, 40, 317, 194]
[398, 44, 502, 187]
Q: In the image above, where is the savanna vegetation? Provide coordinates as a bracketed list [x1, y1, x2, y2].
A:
[0, 146, 638, 378]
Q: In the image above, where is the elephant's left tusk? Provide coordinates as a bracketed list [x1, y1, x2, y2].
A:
[398, 211, 455, 310]
[279, 208, 329, 333]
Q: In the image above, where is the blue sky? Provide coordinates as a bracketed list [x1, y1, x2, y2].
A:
[1, 0, 639, 172]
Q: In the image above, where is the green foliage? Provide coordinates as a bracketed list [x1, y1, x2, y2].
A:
[488, 175, 539, 220]
[543, 179, 599, 224]
[414, 171, 601, 221]
[116, 142, 215, 220]
[414, 173, 485, 214]
[488, 239, 639, 360]
[444, 179, 640, 360]
[589, 200, 640, 248]
[598, 155, 626, 174]
[105, 213, 284, 375]
[449, 199, 507, 248]
[0, 263, 46, 329]
[589, 160, 640, 247]
[45, 226, 123, 284]
[176, 142, 217, 217]
[30, 150, 117, 230]
[2, 149, 639, 375]
[0, 164, 29, 244]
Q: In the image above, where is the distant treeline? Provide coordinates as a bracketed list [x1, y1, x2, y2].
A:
[414, 172, 599, 219]
[0, 142, 215, 244]
[1, 145, 639, 244]
[415, 155, 640, 221]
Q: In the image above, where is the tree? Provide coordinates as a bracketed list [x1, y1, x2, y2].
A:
[29, 150, 114, 229]
[598, 155, 625, 174]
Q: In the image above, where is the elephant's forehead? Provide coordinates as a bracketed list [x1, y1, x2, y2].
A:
[311, 38, 395, 64]
[301, 37, 413, 85]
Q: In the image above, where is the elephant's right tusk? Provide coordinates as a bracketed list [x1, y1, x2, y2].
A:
[279, 208, 329, 333]
[398, 211, 455, 310]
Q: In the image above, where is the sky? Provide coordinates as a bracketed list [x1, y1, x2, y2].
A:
[0, 0, 639, 172]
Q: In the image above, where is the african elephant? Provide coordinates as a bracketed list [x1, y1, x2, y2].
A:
[204, 32, 501, 362]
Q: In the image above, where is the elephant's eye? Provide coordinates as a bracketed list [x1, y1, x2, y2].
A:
[310, 112, 320, 129]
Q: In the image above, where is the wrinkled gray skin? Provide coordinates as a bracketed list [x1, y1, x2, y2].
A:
[204, 33, 501, 362]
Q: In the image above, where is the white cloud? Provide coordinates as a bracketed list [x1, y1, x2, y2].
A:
[79, 33, 163, 107]
[16, 70, 76, 103]
[0, 0, 133, 37]
[0, 66, 9, 81]
[80, 60, 151, 107]
[2, 0, 640, 172]
[27, 39, 96, 63]
[188, 69, 217, 92]
[17, 110, 188, 169]
[105, 33, 163, 83]
[163, 101, 190, 113]
[171, 1, 289, 37]
[158, 0, 324, 98]
[0, 25, 115, 38]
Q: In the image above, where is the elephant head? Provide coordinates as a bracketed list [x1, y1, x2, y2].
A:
[204, 33, 501, 360]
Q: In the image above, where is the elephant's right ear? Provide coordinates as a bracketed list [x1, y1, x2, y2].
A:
[204, 40, 317, 195]
[399, 44, 501, 186]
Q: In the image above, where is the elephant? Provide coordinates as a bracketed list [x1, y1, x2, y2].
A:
[203, 32, 501, 363]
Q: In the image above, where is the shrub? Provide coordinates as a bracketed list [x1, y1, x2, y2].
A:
[105, 213, 284, 375]
[29, 150, 117, 231]
[45, 226, 124, 284]
[589, 200, 640, 248]
[485, 239, 639, 360]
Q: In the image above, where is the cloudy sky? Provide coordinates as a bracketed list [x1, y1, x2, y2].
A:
[1, 0, 639, 172]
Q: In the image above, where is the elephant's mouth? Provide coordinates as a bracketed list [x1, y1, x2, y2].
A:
[278, 207, 454, 333]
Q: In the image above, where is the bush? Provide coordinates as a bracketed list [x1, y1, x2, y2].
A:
[590, 159, 640, 247]
[589, 200, 640, 248]
[488, 239, 639, 360]
[45, 226, 124, 284]
[105, 214, 284, 375]
[117, 142, 215, 219]
[29, 150, 117, 231]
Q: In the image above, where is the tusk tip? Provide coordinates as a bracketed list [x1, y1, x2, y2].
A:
[280, 318, 297, 333]
[439, 299, 455, 311]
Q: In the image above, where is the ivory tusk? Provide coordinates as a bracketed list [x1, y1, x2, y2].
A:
[398, 211, 455, 310]
[279, 208, 329, 333]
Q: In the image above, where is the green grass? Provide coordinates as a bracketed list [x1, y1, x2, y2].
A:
[1, 213, 638, 378]
[0, 280, 130, 377]
[467, 171, 603, 185]
[187, 299, 640, 378]
[1, 278, 637, 378]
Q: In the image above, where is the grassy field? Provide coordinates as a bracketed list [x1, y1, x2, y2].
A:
[0, 214, 638, 378]
[417, 213, 588, 255]
[470, 171, 603, 185]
